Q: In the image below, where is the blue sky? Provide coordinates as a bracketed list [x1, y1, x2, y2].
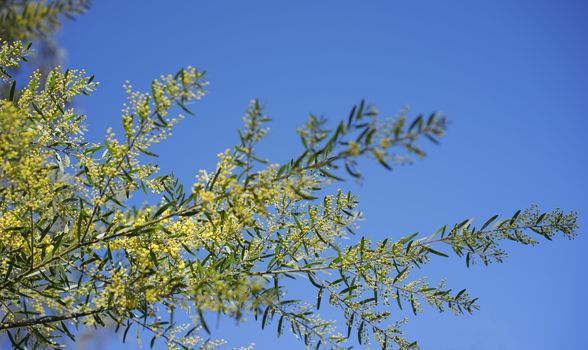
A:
[57, 1, 587, 349]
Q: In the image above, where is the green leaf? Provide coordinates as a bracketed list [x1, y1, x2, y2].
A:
[261, 306, 270, 330]
[378, 158, 392, 170]
[536, 213, 547, 225]
[317, 287, 323, 310]
[481, 215, 498, 231]
[31, 102, 46, 118]
[149, 251, 158, 266]
[277, 315, 284, 337]
[198, 309, 210, 334]
[208, 166, 223, 190]
[393, 267, 408, 284]
[8, 80, 16, 102]
[510, 209, 521, 225]
[410, 295, 418, 315]
[291, 187, 317, 200]
[177, 101, 195, 115]
[357, 100, 365, 120]
[359, 297, 376, 305]
[152, 200, 175, 218]
[347, 313, 354, 338]
[408, 115, 423, 132]
[456, 219, 470, 229]
[138, 147, 159, 157]
[318, 168, 344, 181]
[341, 284, 359, 295]
[347, 105, 357, 128]
[424, 246, 449, 257]
[344, 161, 361, 178]
[399, 232, 419, 244]
[424, 133, 440, 144]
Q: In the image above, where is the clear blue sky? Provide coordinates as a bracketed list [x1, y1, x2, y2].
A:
[58, 1, 587, 349]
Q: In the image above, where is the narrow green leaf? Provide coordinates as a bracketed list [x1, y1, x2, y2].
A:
[9, 81, 16, 102]
[261, 306, 270, 329]
[378, 157, 392, 170]
[123, 323, 132, 343]
[347, 313, 354, 338]
[510, 209, 521, 225]
[410, 295, 417, 315]
[481, 215, 498, 231]
[198, 309, 210, 334]
[393, 267, 408, 284]
[177, 101, 195, 116]
[399, 232, 419, 244]
[536, 213, 547, 225]
[357, 100, 365, 120]
[277, 315, 284, 337]
[424, 246, 449, 257]
[152, 201, 175, 218]
[317, 287, 323, 310]
[347, 105, 357, 128]
[138, 147, 159, 157]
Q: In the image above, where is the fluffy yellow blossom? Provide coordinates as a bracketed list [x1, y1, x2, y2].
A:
[347, 140, 360, 156]
[200, 191, 215, 202]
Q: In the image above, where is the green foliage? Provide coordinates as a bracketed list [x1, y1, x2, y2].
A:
[0, 0, 90, 41]
[0, 1, 90, 100]
[0, 6, 579, 350]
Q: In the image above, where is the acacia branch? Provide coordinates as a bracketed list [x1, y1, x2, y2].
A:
[0, 307, 108, 330]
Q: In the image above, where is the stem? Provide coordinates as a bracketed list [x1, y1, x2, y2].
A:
[0, 308, 108, 330]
